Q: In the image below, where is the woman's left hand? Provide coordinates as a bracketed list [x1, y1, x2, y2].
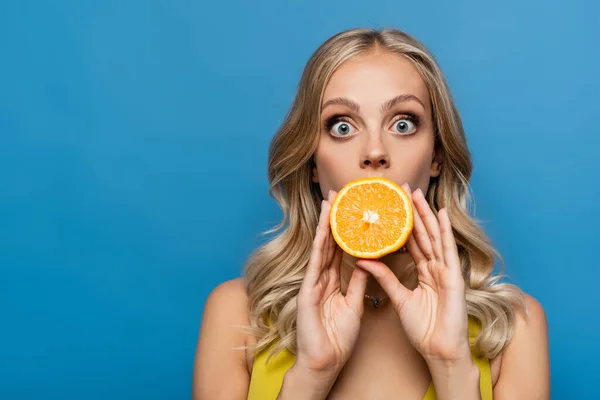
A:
[356, 184, 472, 365]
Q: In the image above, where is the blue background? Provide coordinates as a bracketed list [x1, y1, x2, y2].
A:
[1, 1, 598, 399]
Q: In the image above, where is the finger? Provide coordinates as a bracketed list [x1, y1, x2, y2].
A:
[324, 232, 336, 269]
[345, 263, 368, 315]
[322, 226, 333, 268]
[400, 183, 427, 264]
[328, 244, 343, 290]
[328, 189, 337, 204]
[405, 233, 435, 289]
[406, 233, 427, 264]
[317, 198, 332, 264]
[355, 259, 411, 309]
[410, 190, 436, 261]
[438, 208, 461, 271]
[414, 189, 444, 262]
[414, 188, 444, 262]
[303, 199, 331, 289]
[323, 190, 338, 266]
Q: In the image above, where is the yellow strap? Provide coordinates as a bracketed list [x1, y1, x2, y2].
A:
[248, 317, 493, 399]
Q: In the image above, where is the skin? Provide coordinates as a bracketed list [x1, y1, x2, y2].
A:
[311, 47, 441, 301]
[192, 48, 550, 400]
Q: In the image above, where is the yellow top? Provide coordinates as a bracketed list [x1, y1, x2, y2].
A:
[247, 317, 492, 399]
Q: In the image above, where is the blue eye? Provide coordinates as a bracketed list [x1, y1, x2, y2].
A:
[324, 115, 356, 139]
[331, 121, 355, 136]
[393, 118, 416, 135]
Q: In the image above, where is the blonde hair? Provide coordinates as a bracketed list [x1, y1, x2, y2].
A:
[241, 27, 526, 362]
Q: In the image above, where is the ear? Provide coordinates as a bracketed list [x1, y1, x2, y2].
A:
[430, 149, 442, 178]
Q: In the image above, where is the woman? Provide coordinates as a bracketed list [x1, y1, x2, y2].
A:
[193, 27, 550, 399]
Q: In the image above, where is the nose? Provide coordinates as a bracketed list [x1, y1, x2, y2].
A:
[360, 134, 390, 169]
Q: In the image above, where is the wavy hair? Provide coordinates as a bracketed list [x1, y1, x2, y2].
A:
[240, 27, 526, 362]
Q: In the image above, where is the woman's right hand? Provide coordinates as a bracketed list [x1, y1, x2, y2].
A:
[293, 190, 369, 379]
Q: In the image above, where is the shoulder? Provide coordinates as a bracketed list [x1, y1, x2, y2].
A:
[204, 277, 249, 310]
[514, 292, 548, 337]
[192, 278, 252, 399]
[492, 292, 550, 398]
[508, 292, 548, 353]
[200, 277, 251, 337]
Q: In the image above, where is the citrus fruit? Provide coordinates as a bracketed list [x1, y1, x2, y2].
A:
[329, 177, 414, 259]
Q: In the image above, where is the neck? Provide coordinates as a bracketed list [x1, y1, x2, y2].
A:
[340, 250, 418, 301]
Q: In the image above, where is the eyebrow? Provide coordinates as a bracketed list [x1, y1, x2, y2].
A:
[320, 94, 426, 113]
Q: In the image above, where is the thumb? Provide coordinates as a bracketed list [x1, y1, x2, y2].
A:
[345, 265, 368, 315]
[355, 259, 411, 310]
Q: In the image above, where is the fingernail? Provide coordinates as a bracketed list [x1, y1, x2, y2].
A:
[328, 189, 332, 199]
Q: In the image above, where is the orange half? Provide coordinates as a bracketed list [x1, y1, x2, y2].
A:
[330, 177, 414, 259]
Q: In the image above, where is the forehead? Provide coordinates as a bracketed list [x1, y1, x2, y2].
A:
[321, 50, 430, 112]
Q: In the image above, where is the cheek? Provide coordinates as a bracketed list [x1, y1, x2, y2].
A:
[414, 151, 435, 191]
[313, 142, 356, 191]
[316, 149, 342, 170]
[388, 140, 434, 187]
[416, 154, 434, 187]
[314, 150, 341, 180]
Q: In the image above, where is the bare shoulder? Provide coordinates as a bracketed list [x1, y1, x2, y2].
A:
[199, 277, 251, 340]
[510, 292, 549, 354]
[192, 278, 252, 400]
[516, 292, 548, 336]
[206, 277, 250, 310]
[492, 292, 550, 399]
